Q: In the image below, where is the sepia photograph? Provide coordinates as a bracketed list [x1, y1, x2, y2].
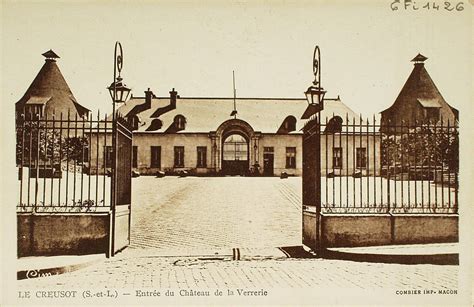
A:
[1, 0, 472, 305]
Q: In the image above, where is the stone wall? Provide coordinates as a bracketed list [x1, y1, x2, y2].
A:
[318, 214, 458, 248]
[18, 214, 109, 257]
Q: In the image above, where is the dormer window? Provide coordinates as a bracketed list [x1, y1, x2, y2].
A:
[324, 116, 343, 133]
[146, 118, 163, 132]
[130, 115, 139, 131]
[278, 116, 297, 134]
[25, 104, 44, 119]
[284, 116, 297, 132]
[174, 115, 186, 130]
[23, 96, 50, 119]
[423, 107, 440, 123]
[417, 99, 441, 124]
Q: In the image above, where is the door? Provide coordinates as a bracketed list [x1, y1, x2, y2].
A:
[222, 134, 249, 175]
[263, 153, 274, 176]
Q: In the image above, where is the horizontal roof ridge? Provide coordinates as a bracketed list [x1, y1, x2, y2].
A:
[129, 96, 341, 101]
[131, 96, 306, 100]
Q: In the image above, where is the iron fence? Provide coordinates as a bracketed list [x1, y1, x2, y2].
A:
[316, 115, 458, 214]
[16, 111, 115, 213]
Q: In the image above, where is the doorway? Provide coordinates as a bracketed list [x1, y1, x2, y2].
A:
[263, 147, 274, 176]
[221, 134, 249, 175]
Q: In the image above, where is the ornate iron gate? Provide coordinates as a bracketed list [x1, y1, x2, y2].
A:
[302, 116, 322, 251]
[109, 117, 133, 257]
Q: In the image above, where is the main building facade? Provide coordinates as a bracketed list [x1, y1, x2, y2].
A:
[96, 88, 370, 177]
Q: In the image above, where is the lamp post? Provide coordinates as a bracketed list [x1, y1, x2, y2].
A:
[108, 42, 131, 177]
[302, 45, 325, 253]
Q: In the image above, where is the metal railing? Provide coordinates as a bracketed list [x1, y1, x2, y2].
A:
[319, 116, 458, 214]
[16, 111, 114, 213]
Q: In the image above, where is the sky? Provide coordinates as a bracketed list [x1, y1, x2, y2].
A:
[1, 1, 472, 118]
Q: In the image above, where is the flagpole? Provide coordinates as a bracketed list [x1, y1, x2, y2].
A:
[233, 71, 237, 119]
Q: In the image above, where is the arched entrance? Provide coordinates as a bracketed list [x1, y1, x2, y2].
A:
[222, 133, 249, 175]
[213, 118, 259, 175]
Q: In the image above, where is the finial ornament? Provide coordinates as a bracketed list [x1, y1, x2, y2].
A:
[42, 49, 60, 60]
[411, 53, 428, 64]
[312, 46, 321, 87]
[115, 42, 123, 76]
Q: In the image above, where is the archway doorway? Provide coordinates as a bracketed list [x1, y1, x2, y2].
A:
[221, 133, 249, 175]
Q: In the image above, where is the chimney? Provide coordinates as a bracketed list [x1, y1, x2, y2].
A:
[144, 88, 154, 110]
[170, 88, 178, 109]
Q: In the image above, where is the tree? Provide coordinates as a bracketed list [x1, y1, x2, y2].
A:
[16, 119, 89, 169]
[381, 124, 459, 175]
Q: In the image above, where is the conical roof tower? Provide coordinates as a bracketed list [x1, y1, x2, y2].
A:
[381, 54, 458, 127]
[15, 50, 90, 119]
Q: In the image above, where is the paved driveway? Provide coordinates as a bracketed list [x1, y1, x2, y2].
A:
[129, 176, 302, 253]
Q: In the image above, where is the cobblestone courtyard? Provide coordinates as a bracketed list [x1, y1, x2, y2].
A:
[18, 254, 458, 290]
[18, 176, 459, 295]
[129, 176, 302, 253]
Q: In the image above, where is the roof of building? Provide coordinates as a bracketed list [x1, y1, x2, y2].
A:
[15, 50, 90, 117]
[24, 96, 52, 105]
[417, 98, 441, 108]
[113, 95, 360, 134]
[381, 55, 458, 118]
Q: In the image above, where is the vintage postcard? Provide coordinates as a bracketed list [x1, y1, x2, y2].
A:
[1, 0, 472, 305]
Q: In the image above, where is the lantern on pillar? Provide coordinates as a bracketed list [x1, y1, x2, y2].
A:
[301, 46, 326, 119]
[108, 42, 131, 107]
[108, 77, 131, 103]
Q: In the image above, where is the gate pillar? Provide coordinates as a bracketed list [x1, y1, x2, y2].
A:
[251, 132, 261, 173]
[302, 117, 322, 252]
[209, 132, 218, 172]
[301, 45, 326, 253]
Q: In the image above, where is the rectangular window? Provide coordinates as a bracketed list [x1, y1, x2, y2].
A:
[264, 147, 274, 153]
[174, 146, 185, 167]
[286, 147, 296, 168]
[132, 146, 138, 168]
[105, 146, 113, 167]
[333, 147, 343, 169]
[356, 147, 367, 168]
[150, 146, 161, 168]
[197, 146, 207, 168]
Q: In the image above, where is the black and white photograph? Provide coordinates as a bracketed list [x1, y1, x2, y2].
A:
[1, 1, 472, 305]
